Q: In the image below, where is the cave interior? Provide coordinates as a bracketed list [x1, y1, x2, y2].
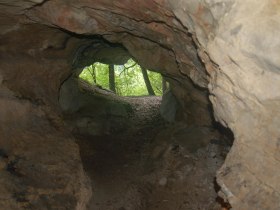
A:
[0, 1, 280, 210]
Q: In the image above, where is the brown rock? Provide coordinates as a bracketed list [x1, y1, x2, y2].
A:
[1, 0, 279, 209]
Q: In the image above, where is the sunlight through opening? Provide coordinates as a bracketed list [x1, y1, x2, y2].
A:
[79, 59, 169, 96]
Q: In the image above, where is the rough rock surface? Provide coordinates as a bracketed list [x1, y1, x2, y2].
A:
[0, 83, 92, 210]
[60, 78, 135, 136]
[73, 83, 230, 210]
[169, 0, 280, 209]
[0, 0, 280, 209]
[0, 19, 92, 210]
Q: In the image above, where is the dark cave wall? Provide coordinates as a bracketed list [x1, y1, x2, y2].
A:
[0, 24, 81, 107]
[0, 0, 280, 210]
[0, 23, 93, 209]
[0, 3, 212, 208]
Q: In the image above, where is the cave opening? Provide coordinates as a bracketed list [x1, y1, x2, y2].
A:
[1, 1, 279, 209]
[58, 38, 234, 210]
[79, 59, 166, 97]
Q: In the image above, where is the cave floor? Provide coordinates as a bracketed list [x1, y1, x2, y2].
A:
[74, 96, 230, 210]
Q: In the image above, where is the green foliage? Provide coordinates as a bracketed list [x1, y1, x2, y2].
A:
[79, 59, 164, 96]
[148, 71, 163, 95]
[79, 62, 109, 89]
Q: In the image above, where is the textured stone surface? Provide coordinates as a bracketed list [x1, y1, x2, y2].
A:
[59, 78, 133, 136]
[1, 0, 280, 209]
[0, 20, 92, 210]
[0, 84, 92, 210]
[169, 0, 280, 209]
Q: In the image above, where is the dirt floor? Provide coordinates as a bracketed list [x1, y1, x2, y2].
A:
[74, 95, 232, 210]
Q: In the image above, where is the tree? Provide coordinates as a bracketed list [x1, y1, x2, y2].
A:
[79, 60, 163, 96]
[109, 64, 116, 93]
[162, 76, 168, 94]
[141, 67, 155, 96]
[88, 64, 96, 84]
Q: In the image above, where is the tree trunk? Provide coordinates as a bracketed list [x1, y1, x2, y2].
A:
[162, 76, 167, 94]
[90, 65, 96, 84]
[141, 67, 155, 96]
[93, 67, 96, 84]
[109, 64, 116, 93]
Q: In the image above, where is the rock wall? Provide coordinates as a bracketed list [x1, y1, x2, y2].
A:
[0, 84, 92, 210]
[0, 21, 92, 209]
[169, 0, 280, 209]
[1, 0, 280, 209]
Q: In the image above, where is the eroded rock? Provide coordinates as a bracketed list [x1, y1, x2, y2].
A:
[1, 0, 280, 209]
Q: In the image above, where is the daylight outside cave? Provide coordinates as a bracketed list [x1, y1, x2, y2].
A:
[1, 1, 280, 210]
[79, 59, 166, 97]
